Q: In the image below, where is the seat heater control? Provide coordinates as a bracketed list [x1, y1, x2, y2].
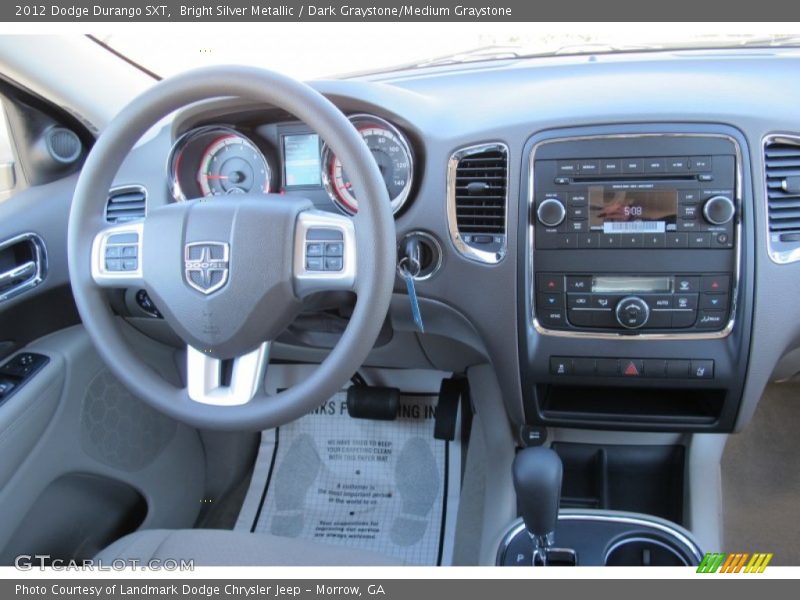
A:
[615, 296, 650, 329]
[537, 198, 566, 228]
[304, 228, 344, 272]
[702, 195, 735, 225]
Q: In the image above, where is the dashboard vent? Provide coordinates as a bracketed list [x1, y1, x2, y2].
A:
[105, 186, 146, 223]
[765, 135, 800, 263]
[453, 146, 508, 235]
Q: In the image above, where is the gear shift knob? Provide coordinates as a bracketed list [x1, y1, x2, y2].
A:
[513, 447, 563, 550]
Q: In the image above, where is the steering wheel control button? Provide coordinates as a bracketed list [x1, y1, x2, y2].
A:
[105, 258, 122, 271]
[305, 257, 324, 271]
[306, 228, 343, 241]
[537, 198, 566, 228]
[324, 242, 343, 257]
[690, 360, 715, 379]
[305, 243, 323, 256]
[324, 257, 343, 271]
[615, 296, 650, 329]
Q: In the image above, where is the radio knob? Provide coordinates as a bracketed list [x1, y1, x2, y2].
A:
[702, 195, 735, 225]
[615, 296, 650, 329]
[537, 198, 566, 228]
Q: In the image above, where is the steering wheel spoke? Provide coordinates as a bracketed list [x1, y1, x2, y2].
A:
[293, 210, 357, 297]
[186, 342, 270, 406]
[90, 221, 145, 288]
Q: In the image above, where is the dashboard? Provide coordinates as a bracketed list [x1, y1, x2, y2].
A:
[107, 47, 800, 437]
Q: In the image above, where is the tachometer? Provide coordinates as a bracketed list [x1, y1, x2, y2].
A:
[168, 126, 272, 201]
[320, 115, 414, 215]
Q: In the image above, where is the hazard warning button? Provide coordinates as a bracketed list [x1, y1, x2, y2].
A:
[620, 359, 643, 377]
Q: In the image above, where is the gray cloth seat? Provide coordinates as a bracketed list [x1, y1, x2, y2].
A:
[95, 529, 403, 566]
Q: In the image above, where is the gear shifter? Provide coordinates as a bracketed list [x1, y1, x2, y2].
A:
[513, 447, 563, 565]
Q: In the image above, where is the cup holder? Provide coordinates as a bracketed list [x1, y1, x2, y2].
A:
[604, 535, 692, 566]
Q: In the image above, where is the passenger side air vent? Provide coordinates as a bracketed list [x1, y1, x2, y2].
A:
[105, 186, 147, 223]
[447, 143, 508, 263]
[765, 135, 800, 263]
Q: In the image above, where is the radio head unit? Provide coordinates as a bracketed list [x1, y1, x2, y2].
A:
[530, 134, 739, 336]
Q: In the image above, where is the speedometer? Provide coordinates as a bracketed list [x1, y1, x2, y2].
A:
[168, 126, 272, 201]
[320, 115, 414, 215]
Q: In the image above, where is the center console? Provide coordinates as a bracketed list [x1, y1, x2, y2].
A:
[518, 125, 754, 432]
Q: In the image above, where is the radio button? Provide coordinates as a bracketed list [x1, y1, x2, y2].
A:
[580, 233, 600, 248]
[679, 190, 701, 203]
[622, 158, 644, 173]
[645, 158, 666, 173]
[701, 275, 729, 293]
[566, 276, 592, 292]
[557, 161, 579, 175]
[555, 177, 570, 185]
[714, 232, 733, 247]
[701, 293, 728, 310]
[600, 234, 620, 248]
[672, 310, 698, 328]
[696, 311, 726, 329]
[569, 205, 588, 219]
[621, 234, 643, 248]
[680, 204, 700, 219]
[666, 233, 689, 248]
[578, 160, 599, 174]
[703, 195, 735, 225]
[674, 276, 700, 292]
[643, 233, 666, 248]
[538, 293, 563, 309]
[678, 219, 699, 231]
[537, 198, 567, 227]
[558, 233, 578, 248]
[615, 296, 650, 329]
[688, 233, 712, 248]
[667, 157, 689, 172]
[567, 220, 588, 233]
[689, 156, 712, 171]
[698, 174, 714, 182]
[568, 193, 588, 206]
[567, 294, 592, 308]
[600, 159, 621, 174]
[538, 273, 564, 292]
[675, 294, 698, 310]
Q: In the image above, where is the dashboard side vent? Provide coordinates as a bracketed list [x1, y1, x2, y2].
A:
[105, 186, 146, 223]
[765, 135, 800, 263]
[447, 143, 508, 263]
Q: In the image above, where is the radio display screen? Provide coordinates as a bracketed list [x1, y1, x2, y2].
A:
[588, 186, 678, 233]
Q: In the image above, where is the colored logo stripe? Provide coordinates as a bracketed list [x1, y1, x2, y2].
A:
[697, 552, 773, 573]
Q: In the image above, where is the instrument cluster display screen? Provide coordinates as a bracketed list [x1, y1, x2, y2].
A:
[588, 186, 678, 233]
[283, 133, 321, 187]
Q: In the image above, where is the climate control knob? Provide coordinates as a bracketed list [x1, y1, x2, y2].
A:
[615, 296, 650, 329]
[702, 195, 735, 225]
[537, 198, 566, 228]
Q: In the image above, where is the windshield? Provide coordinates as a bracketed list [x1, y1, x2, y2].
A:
[97, 25, 800, 80]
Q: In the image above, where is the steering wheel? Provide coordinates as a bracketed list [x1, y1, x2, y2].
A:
[67, 66, 396, 431]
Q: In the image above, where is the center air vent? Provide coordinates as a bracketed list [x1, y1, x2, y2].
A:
[105, 186, 146, 223]
[764, 135, 800, 263]
[447, 143, 508, 263]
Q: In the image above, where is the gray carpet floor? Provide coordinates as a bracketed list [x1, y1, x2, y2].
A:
[722, 382, 800, 565]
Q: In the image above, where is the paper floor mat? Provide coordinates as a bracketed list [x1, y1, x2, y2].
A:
[235, 391, 460, 565]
